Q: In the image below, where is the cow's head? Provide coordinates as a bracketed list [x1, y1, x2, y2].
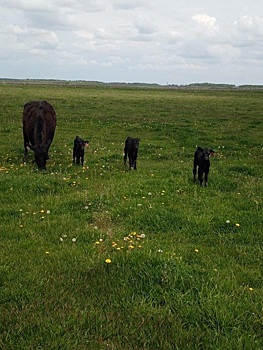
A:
[27, 142, 51, 170]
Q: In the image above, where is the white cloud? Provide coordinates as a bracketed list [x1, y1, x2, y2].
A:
[234, 15, 263, 40]
[192, 14, 219, 36]
[192, 14, 217, 27]
[2, 0, 106, 12]
[133, 15, 158, 35]
[112, 0, 148, 10]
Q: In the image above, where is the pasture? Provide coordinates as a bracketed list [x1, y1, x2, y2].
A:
[0, 83, 262, 349]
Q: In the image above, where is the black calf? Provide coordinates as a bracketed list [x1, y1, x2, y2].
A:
[73, 136, 89, 166]
[124, 137, 140, 170]
[193, 147, 215, 186]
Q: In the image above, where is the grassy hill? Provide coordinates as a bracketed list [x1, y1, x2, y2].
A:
[0, 83, 262, 349]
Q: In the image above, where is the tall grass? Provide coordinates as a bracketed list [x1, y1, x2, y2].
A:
[0, 84, 262, 349]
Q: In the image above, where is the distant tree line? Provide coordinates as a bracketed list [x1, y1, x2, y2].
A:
[0, 78, 262, 90]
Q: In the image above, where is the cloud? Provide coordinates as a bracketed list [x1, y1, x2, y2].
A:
[133, 15, 158, 35]
[2, 0, 106, 12]
[6, 24, 59, 50]
[112, 0, 148, 10]
[192, 14, 218, 33]
[234, 15, 263, 39]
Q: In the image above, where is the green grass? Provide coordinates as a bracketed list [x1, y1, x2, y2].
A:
[0, 84, 262, 349]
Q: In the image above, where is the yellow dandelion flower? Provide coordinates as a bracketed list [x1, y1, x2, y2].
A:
[105, 258, 112, 264]
[95, 241, 100, 245]
[235, 223, 240, 227]
[195, 248, 199, 253]
[248, 287, 254, 291]
[129, 245, 135, 249]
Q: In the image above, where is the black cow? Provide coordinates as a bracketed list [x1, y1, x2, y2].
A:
[73, 136, 89, 166]
[193, 147, 215, 186]
[23, 100, 57, 170]
[124, 137, 140, 170]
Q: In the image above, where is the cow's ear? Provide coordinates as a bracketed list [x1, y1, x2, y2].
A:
[197, 146, 203, 151]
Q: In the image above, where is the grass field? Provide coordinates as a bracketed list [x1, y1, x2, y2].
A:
[0, 83, 262, 349]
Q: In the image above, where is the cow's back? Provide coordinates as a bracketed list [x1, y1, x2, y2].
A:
[23, 100, 56, 145]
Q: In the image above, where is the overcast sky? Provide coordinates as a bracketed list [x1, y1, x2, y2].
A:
[1, 0, 263, 85]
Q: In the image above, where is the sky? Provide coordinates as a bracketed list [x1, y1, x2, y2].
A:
[1, 0, 263, 85]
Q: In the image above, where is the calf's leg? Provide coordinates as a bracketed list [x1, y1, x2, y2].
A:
[204, 170, 209, 187]
[129, 157, 132, 169]
[198, 167, 204, 186]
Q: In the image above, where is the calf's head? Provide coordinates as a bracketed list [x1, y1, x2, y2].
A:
[74, 137, 89, 150]
[79, 139, 89, 150]
[132, 138, 140, 152]
[198, 147, 215, 161]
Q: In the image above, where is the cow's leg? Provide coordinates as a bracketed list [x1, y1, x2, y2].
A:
[134, 159, 137, 170]
[76, 156, 80, 165]
[24, 143, 28, 157]
[81, 156, 84, 166]
[23, 133, 29, 159]
[193, 162, 197, 182]
[123, 148, 127, 166]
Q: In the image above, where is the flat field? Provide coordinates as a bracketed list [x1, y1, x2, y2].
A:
[0, 84, 262, 349]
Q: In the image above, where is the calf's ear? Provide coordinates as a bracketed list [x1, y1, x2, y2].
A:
[210, 149, 215, 156]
